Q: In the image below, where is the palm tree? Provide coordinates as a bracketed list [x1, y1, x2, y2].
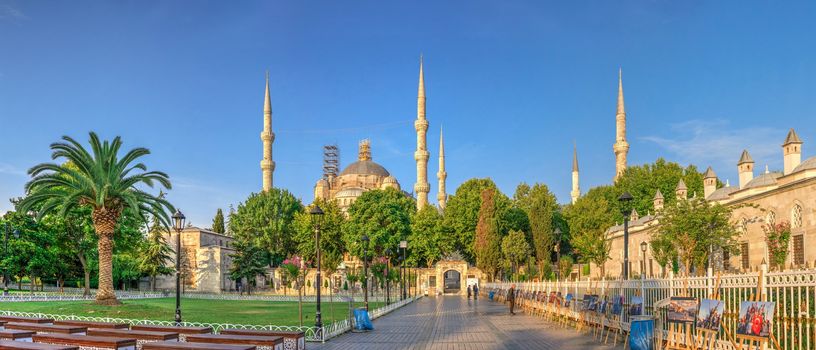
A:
[19, 132, 173, 305]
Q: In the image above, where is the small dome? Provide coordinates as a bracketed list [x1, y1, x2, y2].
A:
[792, 156, 816, 173]
[743, 172, 782, 189]
[383, 176, 398, 184]
[707, 186, 738, 201]
[339, 160, 390, 177]
[315, 179, 329, 187]
[335, 187, 365, 198]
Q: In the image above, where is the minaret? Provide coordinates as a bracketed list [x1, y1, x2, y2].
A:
[571, 142, 580, 204]
[613, 68, 630, 181]
[437, 126, 447, 210]
[703, 166, 717, 199]
[260, 72, 275, 192]
[738, 150, 755, 189]
[782, 128, 802, 175]
[414, 56, 430, 209]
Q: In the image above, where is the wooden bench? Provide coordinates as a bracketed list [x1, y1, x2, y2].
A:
[0, 317, 53, 325]
[33, 334, 136, 350]
[141, 342, 254, 350]
[129, 326, 209, 342]
[0, 340, 78, 350]
[86, 329, 178, 350]
[0, 330, 35, 342]
[54, 321, 128, 330]
[5, 324, 86, 335]
[221, 330, 305, 350]
[186, 334, 283, 350]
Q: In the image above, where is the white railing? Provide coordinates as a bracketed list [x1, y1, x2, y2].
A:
[485, 264, 816, 350]
[181, 292, 396, 303]
[0, 292, 164, 302]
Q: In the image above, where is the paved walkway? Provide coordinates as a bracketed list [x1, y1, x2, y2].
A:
[313, 296, 623, 350]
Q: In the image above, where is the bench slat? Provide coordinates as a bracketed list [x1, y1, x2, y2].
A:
[0, 330, 35, 340]
[0, 317, 53, 324]
[0, 340, 78, 350]
[130, 326, 211, 334]
[5, 324, 86, 335]
[53, 321, 129, 329]
[186, 334, 283, 346]
[142, 341, 254, 350]
[220, 330, 304, 338]
[87, 329, 178, 341]
[33, 334, 136, 347]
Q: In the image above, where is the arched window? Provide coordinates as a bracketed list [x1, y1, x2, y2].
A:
[766, 211, 776, 226]
[739, 217, 748, 233]
[792, 204, 803, 228]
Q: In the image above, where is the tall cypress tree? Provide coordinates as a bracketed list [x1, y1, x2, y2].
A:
[212, 208, 225, 234]
[474, 188, 501, 281]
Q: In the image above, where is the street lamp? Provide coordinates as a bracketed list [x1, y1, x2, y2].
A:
[384, 248, 392, 305]
[309, 205, 325, 329]
[399, 240, 407, 300]
[640, 241, 648, 278]
[361, 234, 370, 312]
[554, 227, 562, 280]
[172, 209, 185, 325]
[3, 224, 19, 296]
[618, 192, 634, 280]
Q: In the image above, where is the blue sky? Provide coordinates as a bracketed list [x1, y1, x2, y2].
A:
[1, 1, 815, 226]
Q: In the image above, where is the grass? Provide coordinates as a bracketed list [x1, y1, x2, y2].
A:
[0, 297, 385, 326]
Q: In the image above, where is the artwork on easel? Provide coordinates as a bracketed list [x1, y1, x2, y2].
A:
[599, 296, 608, 314]
[611, 295, 624, 315]
[548, 291, 557, 304]
[736, 301, 776, 338]
[583, 294, 598, 311]
[629, 296, 643, 316]
[667, 297, 698, 323]
[564, 293, 573, 307]
[696, 299, 725, 331]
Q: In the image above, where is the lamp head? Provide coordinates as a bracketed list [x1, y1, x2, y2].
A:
[172, 209, 186, 232]
[640, 241, 648, 253]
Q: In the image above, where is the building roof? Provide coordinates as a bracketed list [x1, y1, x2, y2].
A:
[738, 150, 754, 165]
[707, 185, 738, 201]
[792, 156, 816, 173]
[339, 160, 391, 177]
[743, 171, 782, 189]
[783, 128, 803, 145]
[676, 179, 687, 190]
[654, 189, 664, 199]
[703, 166, 717, 179]
[383, 175, 398, 184]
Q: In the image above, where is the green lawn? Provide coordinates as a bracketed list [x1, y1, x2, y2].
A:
[0, 297, 385, 326]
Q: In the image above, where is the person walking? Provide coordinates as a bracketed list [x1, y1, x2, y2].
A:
[508, 284, 516, 315]
[473, 284, 479, 300]
[467, 285, 472, 299]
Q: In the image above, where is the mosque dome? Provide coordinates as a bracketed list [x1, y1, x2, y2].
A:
[707, 185, 738, 201]
[743, 171, 782, 189]
[792, 156, 816, 173]
[339, 160, 391, 177]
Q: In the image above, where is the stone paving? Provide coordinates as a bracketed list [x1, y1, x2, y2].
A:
[313, 296, 623, 350]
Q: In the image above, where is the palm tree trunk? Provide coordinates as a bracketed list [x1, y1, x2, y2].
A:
[93, 208, 121, 305]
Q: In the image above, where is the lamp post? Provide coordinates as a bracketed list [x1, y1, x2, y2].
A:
[3, 224, 19, 296]
[384, 248, 392, 305]
[172, 209, 185, 325]
[640, 241, 648, 278]
[399, 240, 407, 300]
[310, 205, 325, 329]
[554, 227, 562, 281]
[618, 192, 633, 280]
[362, 234, 370, 312]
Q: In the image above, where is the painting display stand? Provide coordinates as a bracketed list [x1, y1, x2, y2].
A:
[734, 270, 781, 350]
[665, 323, 692, 350]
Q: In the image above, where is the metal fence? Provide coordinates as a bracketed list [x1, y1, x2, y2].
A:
[485, 264, 816, 350]
[0, 292, 164, 302]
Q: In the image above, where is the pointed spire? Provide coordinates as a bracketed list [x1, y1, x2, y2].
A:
[437, 125, 447, 210]
[676, 179, 687, 191]
[439, 125, 445, 157]
[654, 189, 664, 200]
[738, 150, 754, 164]
[417, 54, 425, 105]
[726, 179, 731, 187]
[703, 166, 717, 179]
[765, 165, 770, 174]
[617, 68, 625, 115]
[264, 71, 271, 114]
[783, 128, 802, 145]
[572, 141, 579, 172]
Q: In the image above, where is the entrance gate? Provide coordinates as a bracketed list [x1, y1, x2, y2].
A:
[443, 270, 461, 293]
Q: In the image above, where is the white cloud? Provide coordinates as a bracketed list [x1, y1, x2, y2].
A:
[0, 4, 28, 21]
[641, 119, 783, 170]
[0, 162, 26, 176]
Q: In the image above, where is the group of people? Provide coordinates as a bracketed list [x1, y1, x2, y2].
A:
[466, 283, 480, 299]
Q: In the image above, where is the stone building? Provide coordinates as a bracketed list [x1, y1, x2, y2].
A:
[601, 129, 816, 278]
[153, 226, 236, 293]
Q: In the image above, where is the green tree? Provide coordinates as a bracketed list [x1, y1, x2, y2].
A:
[442, 178, 510, 263]
[474, 188, 502, 281]
[139, 216, 174, 291]
[228, 238, 267, 295]
[112, 252, 142, 290]
[343, 188, 415, 258]
[229, 189, 303, 265]
[616, 158, 709, 217]
[409, 206, 445, 267]
[212, 209, 226, 234]
[293, 199, 345, 271]
[564, 186, 617, 278]
[513, 183, 559, 273]
[654, 196, 742, 276]
[501, 230, 531, 277]
[18, 132, 173, 305]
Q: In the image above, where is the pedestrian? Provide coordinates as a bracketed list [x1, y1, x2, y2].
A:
[473, 284, 479, 299]
[467, 285, 472, 299]
[508, 284, 516, 315]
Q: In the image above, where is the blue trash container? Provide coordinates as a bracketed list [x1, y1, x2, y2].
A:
[354, 308, 373, 331]
[489, 291, 495, 300]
